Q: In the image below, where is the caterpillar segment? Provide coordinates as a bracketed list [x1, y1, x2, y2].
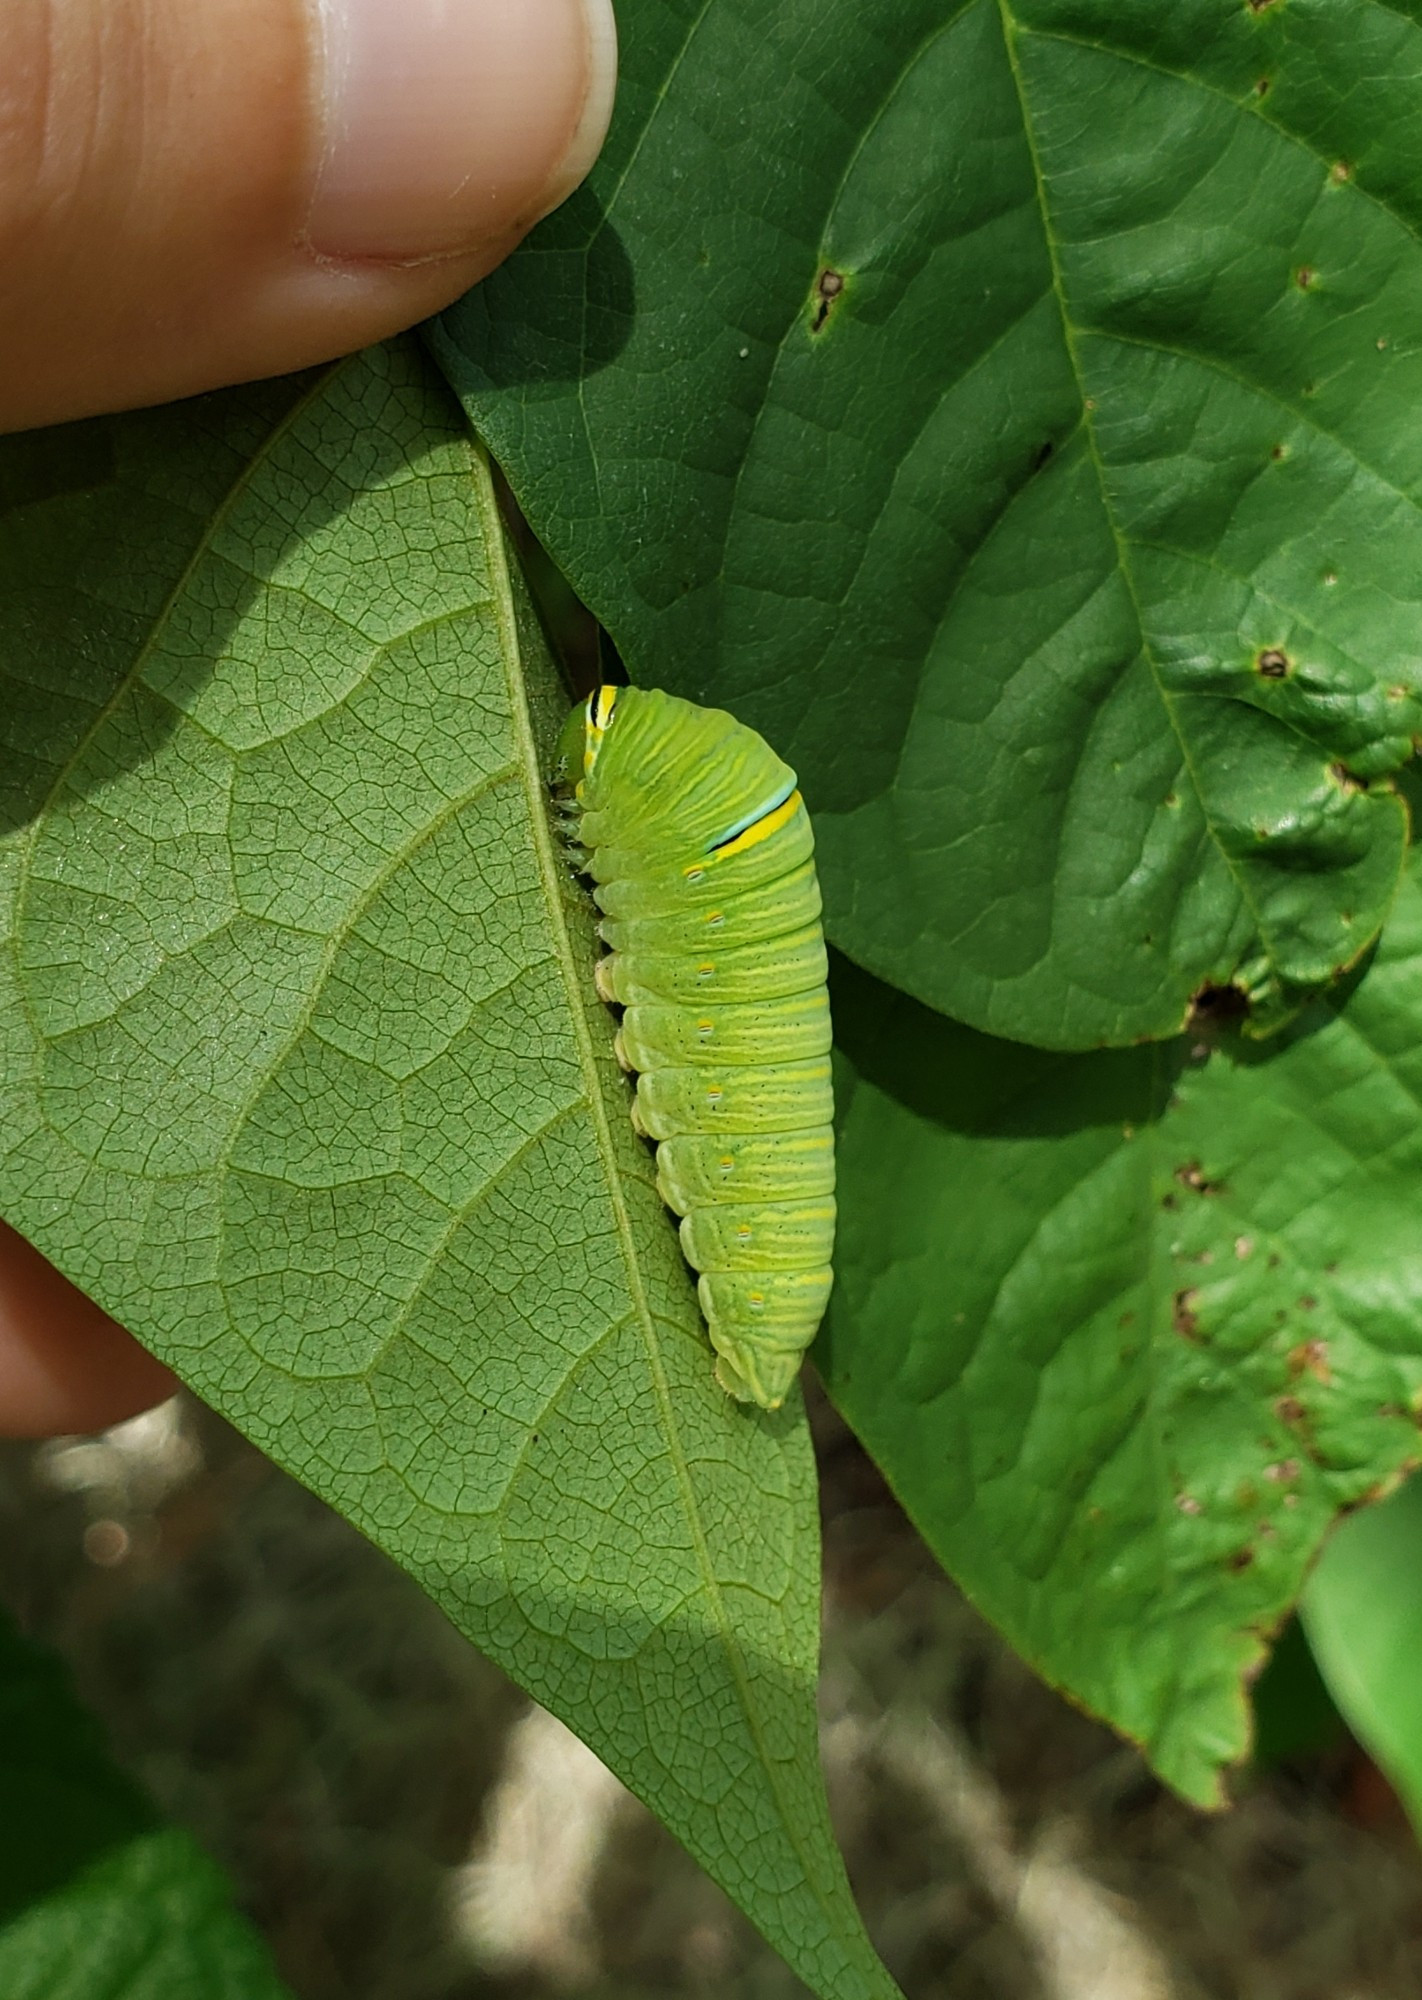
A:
[552, 684, 836, 1410]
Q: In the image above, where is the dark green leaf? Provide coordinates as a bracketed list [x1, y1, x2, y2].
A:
[431, 0, 1422, 1047]
[1248, 1616, 1344, 1769]
[1304, 1471, 1422, 1827]
[820, 817, 1422, 1802]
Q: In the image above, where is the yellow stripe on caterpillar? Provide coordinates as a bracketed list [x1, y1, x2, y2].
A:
[583, 684, 620, 778]
[696, 789, 803, 867]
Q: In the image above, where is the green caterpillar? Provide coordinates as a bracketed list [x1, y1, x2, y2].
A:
[552, 685, 835, 1411]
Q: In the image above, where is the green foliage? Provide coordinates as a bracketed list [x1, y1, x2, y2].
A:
[820, 823, 1422, 1803]
[11, 0, 1422, 1965]
[1305, 1471, 1422, 1828]
[431, 0, 1422, 1049]
[0, 341, 896, 2000]
[0, 1605, 290, 1997]
[1249, 1617, 1344, 1769]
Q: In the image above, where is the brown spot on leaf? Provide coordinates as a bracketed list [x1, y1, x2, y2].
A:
[1331, 160, 1353, 184]
[1176, 1161, 1222, 1195]
[1289, 1338, 1332, 1384]
[1228, 1547, 1256, 1572]
[1173, 1288, 1202, 1341]
[1257, 647, 1291, 677]
[1329, 762, 1364, 793]
[1176, 1493, 1204, 1517]
[1276, 1395, 1307, 1425]
[1296, 266, 1316, 290]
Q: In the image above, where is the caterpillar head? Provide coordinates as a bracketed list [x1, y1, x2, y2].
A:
[550, 696, 593, 796]
[550, 685, 621, 797]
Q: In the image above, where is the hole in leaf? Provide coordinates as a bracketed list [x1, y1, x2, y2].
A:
[1189, 983, 1251, 1030]
[811, 267, 845, 333]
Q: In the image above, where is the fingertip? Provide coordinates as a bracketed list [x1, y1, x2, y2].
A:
[309, 0, 618, 261]
[0, 0, 619, 430]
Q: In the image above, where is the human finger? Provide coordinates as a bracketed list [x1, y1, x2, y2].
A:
[0, 0, 617, 431]
[0, 1221, 178, 1438]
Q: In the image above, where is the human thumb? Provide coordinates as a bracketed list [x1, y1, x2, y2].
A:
[0, 0, 617, 432]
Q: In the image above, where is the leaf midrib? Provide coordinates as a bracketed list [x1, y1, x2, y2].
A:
[998, 0, 1277, 971]
[473, 441, 853, 1940]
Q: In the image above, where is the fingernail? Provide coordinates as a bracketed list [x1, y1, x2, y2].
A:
[308, 0, 618, 262]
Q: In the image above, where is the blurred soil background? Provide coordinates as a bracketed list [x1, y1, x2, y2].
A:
[2, 1381, 1420, 2000]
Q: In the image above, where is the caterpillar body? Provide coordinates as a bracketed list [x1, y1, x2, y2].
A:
[552, 685, 835, 1411]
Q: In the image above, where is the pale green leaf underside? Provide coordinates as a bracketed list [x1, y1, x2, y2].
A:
[433, 0, 1422, 1048]
[823, 814, 1422, 1804]
[0, 342, 896, 2000]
